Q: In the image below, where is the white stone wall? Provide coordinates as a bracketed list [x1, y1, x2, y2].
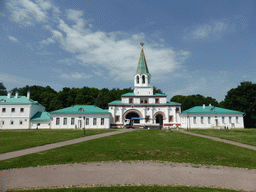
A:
[50, 113, 110, 129]
[31, 121, 50, 129]
[180, 113, 244, 129]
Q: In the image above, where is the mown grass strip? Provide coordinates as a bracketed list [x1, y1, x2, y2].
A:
[7, 185, 242, 192]
[1, 130, 256, 170]
[187, 129, 256, 146]
[0, 129, 115, 153]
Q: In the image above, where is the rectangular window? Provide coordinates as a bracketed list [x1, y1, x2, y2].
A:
[56, 118, 60, 125]
[93, 118, 97, 125]
[208, 117, 211, 124]
[193, 117, 196, 124]
[86, 118, 89, 125]
[11, 108, 15, 112]
[236, 117, 239, 123]
[222, 117, 225, 124]
[71, 118, 75, 125]
[101, 118, 104, 125]
[176, 107, 180, 113]
[144, 99, 148, 104]
[169, 115, 173, 122]
[229, 117, 232, 123]
[129, 98, 133, 104]
[146, 115, 150, 123]
[155, 98, 159, 103]
[201, 117, 204, 124]
[20, 108, 24, 112]
[2, 108, 6, 113]
[63, 118, 67, 125]
[140, 99, 143, 104]
[115, 115, 120, 123]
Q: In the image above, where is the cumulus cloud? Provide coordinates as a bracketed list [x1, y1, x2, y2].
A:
[8, 35, 19, 42]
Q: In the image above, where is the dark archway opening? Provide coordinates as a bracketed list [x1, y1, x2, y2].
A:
[126, 112, 140, 123]
[156, 114, 163, 127]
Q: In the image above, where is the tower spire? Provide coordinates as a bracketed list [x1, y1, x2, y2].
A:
[136, 42, 150, 75]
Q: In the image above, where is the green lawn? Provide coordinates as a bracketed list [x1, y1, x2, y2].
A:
[1, 130, 256, 170]
[7, 185, 241, 192]
[187, 128, 256, 146]
[0, 129, 115, 153]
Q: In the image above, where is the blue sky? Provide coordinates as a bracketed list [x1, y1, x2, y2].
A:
[0, 0, 255, 102]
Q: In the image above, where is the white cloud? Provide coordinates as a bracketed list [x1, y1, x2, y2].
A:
[8, 36, 19, 42]
[7, 0, 49, 25]
[53, 69, 93, 80]
[36, 0, 52, 10]
[41, 37, 55, 45]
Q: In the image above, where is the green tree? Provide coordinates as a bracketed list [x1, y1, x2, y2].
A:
[153, 86, 163, 94]
[220, 81, 256, 128]
[0, 83, 7, 95]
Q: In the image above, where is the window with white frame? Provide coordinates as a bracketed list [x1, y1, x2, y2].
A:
[56, 118, 60, 125]
[193, 117, 196, 124]
[71, 118, 75, 125]
[201, 117, 204, 124]
[86, 118, 89, 125]
[10, 120, 14, 125]
[11, 108, 15, 112]
[101, 118, 104, 125]
[222, 117, 225, 124]
[208, 117, 211, 124]
[229, 117, 232, 123]
[20, 108, 24, 112]
[236, 117, 239, 123]
[93, 118, 97, 125]
[19, 120, 23, 125]
[2, 108, 6, 113]
[63, 118, 67, 125]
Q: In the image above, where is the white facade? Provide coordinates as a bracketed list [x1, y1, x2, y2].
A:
[50, 113, 110, 129]
[0, 92, 46, 129]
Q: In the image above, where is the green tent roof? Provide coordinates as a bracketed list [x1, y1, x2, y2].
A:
[180, 106, 244, 114]
[50, 105, 110, 114]
[31, 112, 51, 121]
[0, 96, 43, 106]
[136, 48, 150, 75]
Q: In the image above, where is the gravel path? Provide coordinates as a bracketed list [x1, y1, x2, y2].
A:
[1, 161, 256, 191]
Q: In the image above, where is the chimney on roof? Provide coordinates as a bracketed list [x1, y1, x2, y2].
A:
[27, 91, 30, 99]
[203, 104, 205, 109]
[15, 91, 18, 98]
[7, 91, 11, 99]
[209, 103, 212, 106]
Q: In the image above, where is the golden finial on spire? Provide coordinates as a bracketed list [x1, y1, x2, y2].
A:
[140, 42, 144, 47]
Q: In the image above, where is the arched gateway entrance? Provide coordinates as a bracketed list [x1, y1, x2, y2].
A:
[153, 112, 165, 128]
[123, 109, 143, 124]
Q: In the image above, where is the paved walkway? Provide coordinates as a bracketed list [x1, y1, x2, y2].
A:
[175, 129, 256, 151]
[0, 129, 136, 161]
[1, 161, 256, 191]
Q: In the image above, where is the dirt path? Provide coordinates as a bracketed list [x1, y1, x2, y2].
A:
[0, 129, 136, 161]
[1, 161, 256, 191]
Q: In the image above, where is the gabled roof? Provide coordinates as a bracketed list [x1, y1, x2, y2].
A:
[31, 112, 51, 121]
[136, 48, 150, 75]
[50, 105, 110, 114]
[0, 96, 43, 106]
[180, 106, 244, 114]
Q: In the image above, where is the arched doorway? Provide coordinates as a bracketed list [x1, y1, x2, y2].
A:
[156, 114, 163, 127]
[123, 109, 143, 124]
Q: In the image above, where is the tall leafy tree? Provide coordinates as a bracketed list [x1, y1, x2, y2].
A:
[0, 83, 7, 95]
[220, 81, 256, 128]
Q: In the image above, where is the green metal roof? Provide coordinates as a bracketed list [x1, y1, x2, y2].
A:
[121, 93, 166, 97]
[109, 100, 181, 105]
[136, 48, 150, 75]
[50, 105, 110, 114]
[31, 112, 51, 121]
[180, 106, 244, 114]
[0, 96, 43, 106]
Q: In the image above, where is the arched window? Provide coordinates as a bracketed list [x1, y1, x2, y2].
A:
[142, 75, 145, 84]
[78, 108, 84, 112]
[136, 76, 139, 84]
